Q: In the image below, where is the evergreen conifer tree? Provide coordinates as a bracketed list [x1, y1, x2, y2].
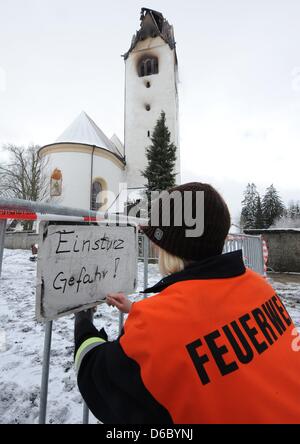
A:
[287, 201, 300, 219]
[240, 183, 259, 229]
[141, 111, 177, 200]
[262, 184, 285, 228]
[254, 194, 265, 228]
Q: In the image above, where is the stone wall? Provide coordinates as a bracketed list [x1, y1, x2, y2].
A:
[4, 231, 39, 250]
[244, 229, 300, 272]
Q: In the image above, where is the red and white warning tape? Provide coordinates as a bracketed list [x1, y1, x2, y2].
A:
[262, 238, 269, 275]
[0, 208, 147, 225]
[0, 209, 99, 223]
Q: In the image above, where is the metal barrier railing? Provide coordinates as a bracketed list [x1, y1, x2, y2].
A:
[225, 234, 265, 276]
[139, 233, 265, 286]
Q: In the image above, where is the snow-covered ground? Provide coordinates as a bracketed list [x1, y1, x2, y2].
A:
[0, 249, 299, 424]
[268, 275, 300, 328]
[0, 249, 160, 424]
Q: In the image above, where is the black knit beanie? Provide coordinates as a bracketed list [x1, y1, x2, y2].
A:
[140, 182, 231, 261]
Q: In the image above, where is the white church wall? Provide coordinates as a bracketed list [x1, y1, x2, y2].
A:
[93, 153, 125, 211]
[124, 36, 180, 189]
[46, 150, 90, 209]
[44, 146, 125, 211]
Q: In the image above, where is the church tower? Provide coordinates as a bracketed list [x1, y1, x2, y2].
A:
[123, 8, 180, 190]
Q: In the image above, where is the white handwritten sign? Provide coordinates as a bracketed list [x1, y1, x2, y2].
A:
[36, 222, 138, 321]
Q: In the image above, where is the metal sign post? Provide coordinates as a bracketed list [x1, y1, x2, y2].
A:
[82, 401, 90, 424]
[119, 312, 124, 335]
[143, 235, 149, 293]
[39, 320, 53, 424]
[82, 310, 94, 424]
[0, 220, 6, 278]
[82, 309, 125, 424]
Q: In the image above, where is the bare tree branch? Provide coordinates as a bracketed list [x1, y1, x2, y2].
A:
[0, 144, 49, 228]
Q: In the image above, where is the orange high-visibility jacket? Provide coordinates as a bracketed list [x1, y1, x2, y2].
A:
[75, 251, 300, 424]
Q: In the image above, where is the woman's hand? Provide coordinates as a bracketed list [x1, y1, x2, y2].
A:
[106, 293, 132, 314]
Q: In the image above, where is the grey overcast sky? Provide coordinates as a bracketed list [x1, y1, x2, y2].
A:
[1, 0, 300, 220]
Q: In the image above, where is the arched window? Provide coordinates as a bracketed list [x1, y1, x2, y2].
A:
[138, 57, 159, 77]
[91, 180, 102, 211]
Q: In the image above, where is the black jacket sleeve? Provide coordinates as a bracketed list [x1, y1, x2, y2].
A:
[74, 310, 107, 353]
[74, 316, 172, 424]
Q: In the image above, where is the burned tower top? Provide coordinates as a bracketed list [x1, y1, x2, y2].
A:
[123, 8, 176, 59]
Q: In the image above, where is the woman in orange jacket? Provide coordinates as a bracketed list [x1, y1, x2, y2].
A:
[74, 182, 300, 424]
